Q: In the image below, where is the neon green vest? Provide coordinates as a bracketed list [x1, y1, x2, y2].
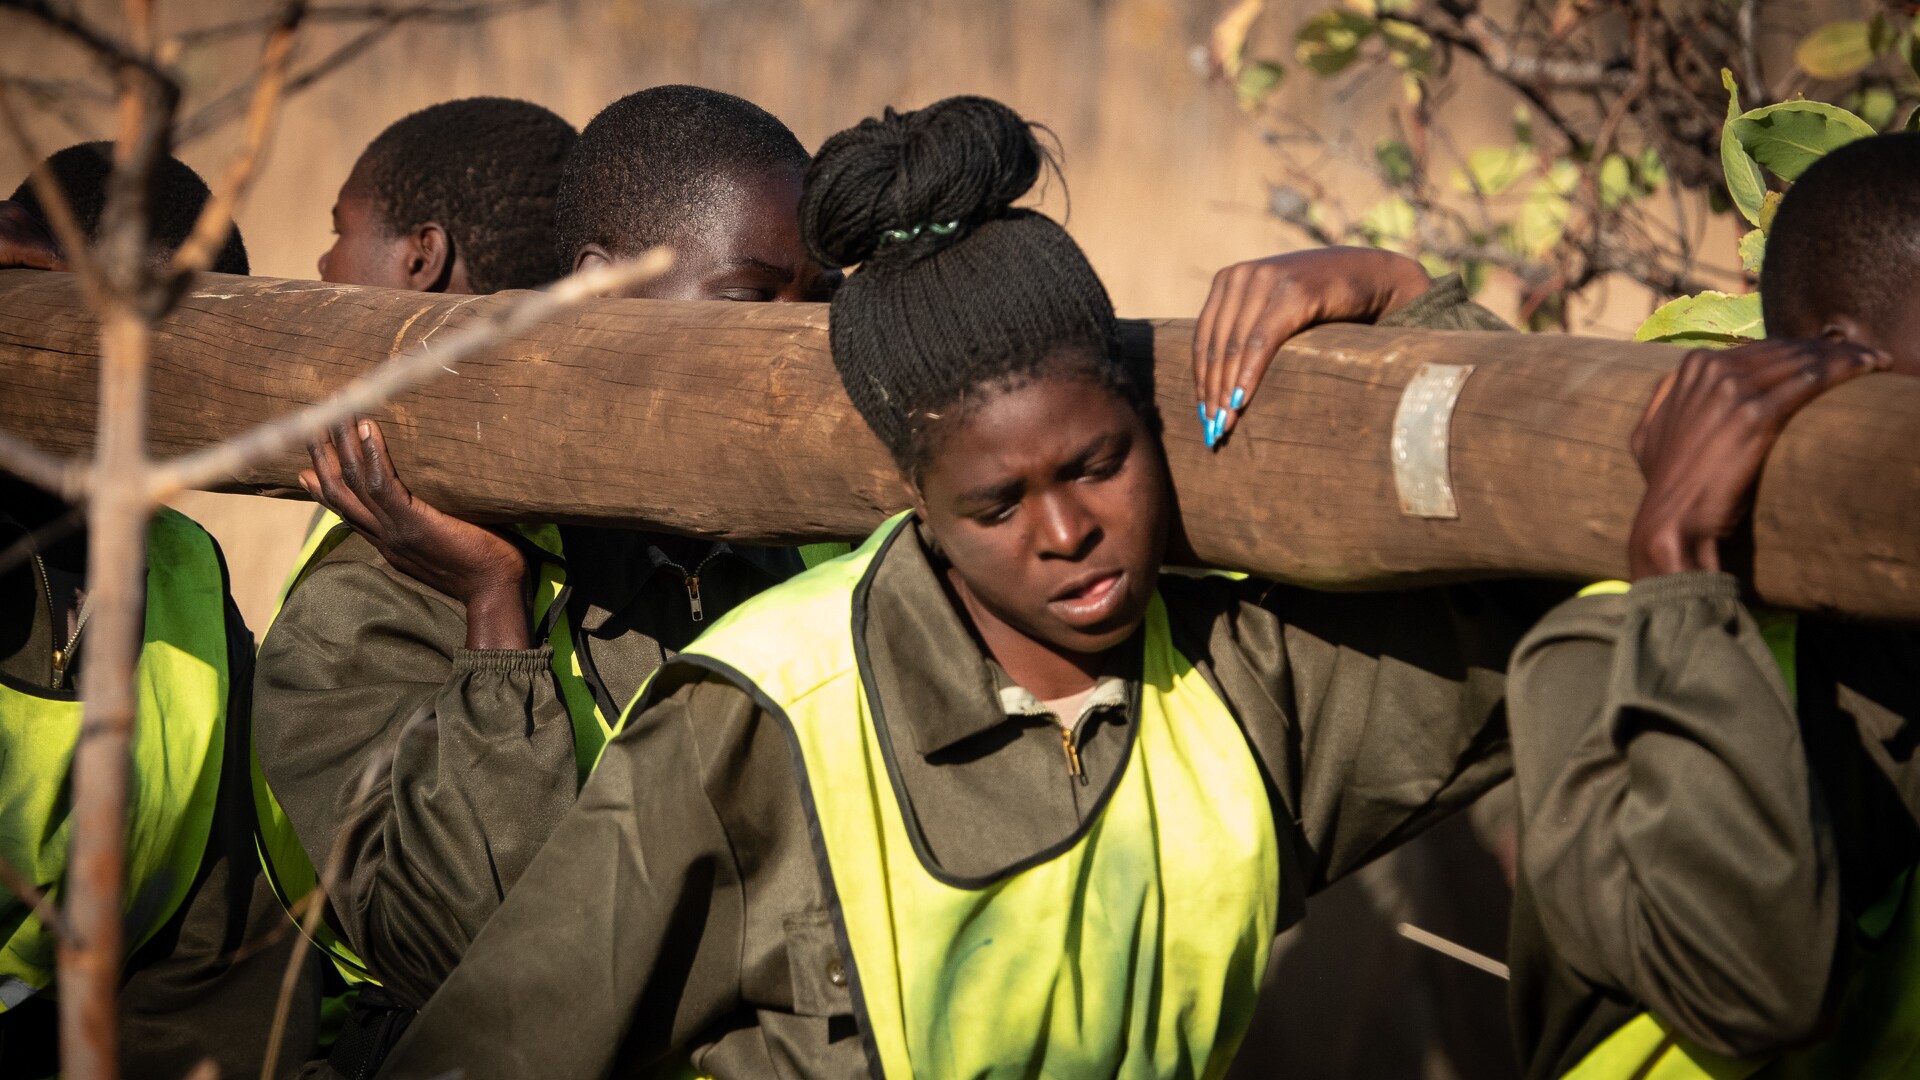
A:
[630, 515, 1281, 1077]
[0, 508, 228, 1009]
[252, 514, 616, 984]
[1563, 611, 1920, 1079]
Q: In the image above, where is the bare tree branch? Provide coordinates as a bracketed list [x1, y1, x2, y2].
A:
[169, 1, 303, 276]
[146, 249, 674, 500]
[0, 84, 109, 308]
[0, 427, 87, 499]
[0, 1, 170, 83]
[0, 847, 70, 944]
[174, 0, 544, 145]
[173, 0, 538, 45]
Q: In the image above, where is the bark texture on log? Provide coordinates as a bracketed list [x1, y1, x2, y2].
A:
[1, 269, 1916, 621]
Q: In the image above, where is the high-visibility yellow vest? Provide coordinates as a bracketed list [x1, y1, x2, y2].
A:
[0, 508, 228, 1009]
[1562, 608, 1920, 1079]
[252, 515, 616, 985]
[624, 514, 1281, 1077]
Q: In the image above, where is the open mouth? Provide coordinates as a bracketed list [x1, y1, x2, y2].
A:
[1047, 569, 1127, 626]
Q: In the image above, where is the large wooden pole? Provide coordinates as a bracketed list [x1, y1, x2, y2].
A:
[2, 269, 1916, 621]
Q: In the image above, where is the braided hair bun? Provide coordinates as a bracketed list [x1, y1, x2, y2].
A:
[801, 96, 1140, 472]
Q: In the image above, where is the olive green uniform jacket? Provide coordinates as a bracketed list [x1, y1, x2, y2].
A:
[253, 525, 801, 1009]
[1505, 572, 1920, 1077]
[373, 507, 1555, 1080]
[0, 503, 320, 1080]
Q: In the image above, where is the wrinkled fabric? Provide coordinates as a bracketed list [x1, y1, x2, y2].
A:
[254, 524, 798, 1007]
[1507, 572, 1920, 1077]
[0, 508, 320, 1079]
[376, 512, 1549, 1080]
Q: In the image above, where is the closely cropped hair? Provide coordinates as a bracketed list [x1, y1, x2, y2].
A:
[799, 96, 1138, 472]
[10, 142, 249, 275]
[356, 97, 577, 292]
[555, 85, 809, 264]
[1762, 132, 1920, 340]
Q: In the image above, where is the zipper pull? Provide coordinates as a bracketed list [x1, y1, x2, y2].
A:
[1060, 726, 1085, 785]
[685, 575, 704, 622]
[51, 648, 68, 689]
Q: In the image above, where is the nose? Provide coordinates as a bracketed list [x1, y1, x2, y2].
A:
[1035, 490, 1099, 560]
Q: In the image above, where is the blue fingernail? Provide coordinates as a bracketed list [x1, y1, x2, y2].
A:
[1209, 412, 1224, 447]
[1204, 413, 1217, 448]
[1230, 387, 1245, 410]
[1197, 401, 1208, 427]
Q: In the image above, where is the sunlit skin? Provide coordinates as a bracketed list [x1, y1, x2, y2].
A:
[317, 158, 471, 293]
[909, 370, 1169, 701]
[574, 168, 835, 302]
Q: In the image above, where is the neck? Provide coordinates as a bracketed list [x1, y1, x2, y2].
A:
[944, 566, 1103, 700]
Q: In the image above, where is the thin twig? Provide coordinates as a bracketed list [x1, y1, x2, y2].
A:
[174, 0, 544, 145]
[147, 249, 673, 500]
[173, 0, 538, 45]
[0, 847, 70, 944]
[0, 426, 87, 500]
[0, 84, 108, 308]
[169, 1, 304, 276]
[0, 1, 171, 83]
[1396, 922, 1511, 979]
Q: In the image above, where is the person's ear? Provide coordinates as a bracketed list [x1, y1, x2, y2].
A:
[402, 222, 455, 292]
[901, 471, 946, 558]
[1819, 315, 1872, 348]
[574, 244, 611, 275]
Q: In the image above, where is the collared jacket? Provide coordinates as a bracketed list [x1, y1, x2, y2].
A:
[0, 499, 318, 1080]
[1505, 572, 1920, 1077]
[374, 510, 1551, 1080]
[253, 522, 801, 1008]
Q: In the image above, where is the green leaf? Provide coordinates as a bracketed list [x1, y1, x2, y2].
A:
[1512, 105, 1534, 148]
[1358, 194, 1416, 249]
[1296, 10, 1377, 76]
[1637, 146, 1667, 189]
[1599, 154, 1635, 209]
[1634, 291, 1765, 347]
[1738, 229, 1767, 274]
[1730, 99, 1875, 181]
[1758, 189, 1784, 231]
[1374, 139, 1415, 186]
[1380, 20, 1433, 76]
[1453, 145, 1534, 195]
[1849, 86, 1899, 131]
[1795, 20, 1876, 79]
[1516, 184, 1572, 256]
[1235, 59, 1286, 108]
[1720, 70, 1769, 225]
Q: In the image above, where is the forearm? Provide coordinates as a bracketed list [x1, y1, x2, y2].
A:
[254, 553, 578, 1005]
[1512, 573, 1841, 1056]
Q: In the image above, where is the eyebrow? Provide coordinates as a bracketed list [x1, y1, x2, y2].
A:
[727, 255, 793, 280]
[958, 477, 1025, 507]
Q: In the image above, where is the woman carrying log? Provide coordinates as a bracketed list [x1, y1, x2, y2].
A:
[365, 93, 1569, 1080]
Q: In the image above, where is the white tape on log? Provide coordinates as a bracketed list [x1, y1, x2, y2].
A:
[1391, 362, 1474, 519]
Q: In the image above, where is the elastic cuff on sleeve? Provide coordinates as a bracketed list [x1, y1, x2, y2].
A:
[1376, 274, 1469, 328]
[454, 646, 555, 674]
[1625, 570, 1742, 608]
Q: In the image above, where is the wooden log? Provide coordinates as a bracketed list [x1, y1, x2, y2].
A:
[1, 269, 1915, 621]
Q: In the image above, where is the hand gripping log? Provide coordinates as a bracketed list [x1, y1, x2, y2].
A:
[1, 269, 1915, 620]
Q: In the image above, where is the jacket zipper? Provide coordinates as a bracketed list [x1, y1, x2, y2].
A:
[665, 549, 728, 623]
[1059, 724, 1085, 784]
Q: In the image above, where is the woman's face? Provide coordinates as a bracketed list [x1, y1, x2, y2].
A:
[912, 371, 1168, 659]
